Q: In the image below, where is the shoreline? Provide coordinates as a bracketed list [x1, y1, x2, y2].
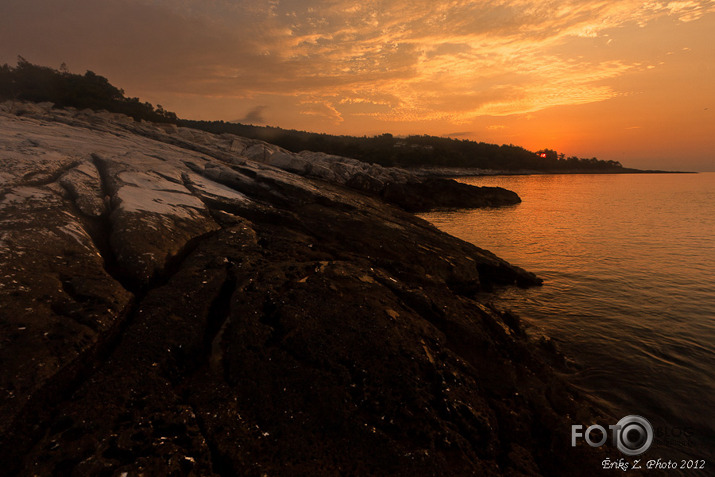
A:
[409, 166, 696, 177]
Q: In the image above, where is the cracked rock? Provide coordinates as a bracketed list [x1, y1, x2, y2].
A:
[0, 103, 609, 477]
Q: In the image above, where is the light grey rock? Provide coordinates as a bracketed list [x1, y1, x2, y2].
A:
[59, 161, 106, 217]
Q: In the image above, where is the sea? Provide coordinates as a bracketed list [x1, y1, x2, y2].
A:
[419, 172, 715, 465]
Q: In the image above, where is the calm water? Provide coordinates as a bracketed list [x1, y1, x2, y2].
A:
[420, 173, 715, 462]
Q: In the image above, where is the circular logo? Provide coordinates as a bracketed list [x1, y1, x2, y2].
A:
[616, 415, 653, 455]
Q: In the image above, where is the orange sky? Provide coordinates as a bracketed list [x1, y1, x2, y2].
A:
[1, 0, 713, 170]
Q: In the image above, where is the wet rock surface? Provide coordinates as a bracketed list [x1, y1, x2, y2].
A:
[1, 103, 610, 476]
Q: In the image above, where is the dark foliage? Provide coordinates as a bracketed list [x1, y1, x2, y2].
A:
[179, 121, 624, 171]
[0, 57, 178, 123]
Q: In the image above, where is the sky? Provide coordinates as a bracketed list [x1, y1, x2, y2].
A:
[1, 0, 714, 171]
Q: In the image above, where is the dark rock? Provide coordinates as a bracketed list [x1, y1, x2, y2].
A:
[1, 103, 612, 476]
[381, 177, 521, 212]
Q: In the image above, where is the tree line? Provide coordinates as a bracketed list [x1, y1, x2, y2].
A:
[180, 121, 624, 172]
[0, 57, 177, 123]
[1, 58, 624, 172]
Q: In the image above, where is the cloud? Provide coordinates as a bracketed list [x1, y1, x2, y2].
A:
[2, 0, 714, 126]
[234, 105, 268, 125]
[299, 100, 344, 123]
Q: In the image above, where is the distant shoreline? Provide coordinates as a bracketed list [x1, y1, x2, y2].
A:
[409, 166, 697, 177]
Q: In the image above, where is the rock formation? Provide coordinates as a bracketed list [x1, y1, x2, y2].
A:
[0, 102, 606, 476]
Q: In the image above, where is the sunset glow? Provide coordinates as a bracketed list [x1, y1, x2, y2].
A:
[2, 0, 713, 170]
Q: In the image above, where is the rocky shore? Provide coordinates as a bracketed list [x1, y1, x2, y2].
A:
[1, 102, 608, 476]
